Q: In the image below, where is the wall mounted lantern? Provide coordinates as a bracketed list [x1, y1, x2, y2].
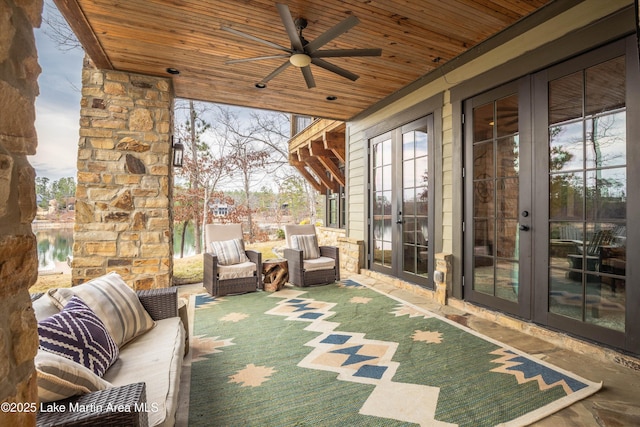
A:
[172, 139, 184, 167]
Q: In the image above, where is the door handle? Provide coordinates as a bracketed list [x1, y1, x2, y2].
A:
[519, 225, 530, 231]
[396, 212, 403, 224]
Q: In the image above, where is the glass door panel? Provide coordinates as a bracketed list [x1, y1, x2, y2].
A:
[372, 137, 393, 268]
[471, 94, 520, 303]
[547, 56, 626, 333]
[402, 127, 429, 277]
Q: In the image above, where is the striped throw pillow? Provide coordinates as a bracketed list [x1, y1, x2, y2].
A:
[291, 234, 320, 259]
[50, 272, 156, 348]
[38, 296, 119, 377]
[210, 238, 250, 265]
[35, 350, 112, 402]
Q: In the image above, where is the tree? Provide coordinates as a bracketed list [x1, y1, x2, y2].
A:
[214, 107, 271, 241]
[35, 177, 51, 209]
[174, 101, 231, 256]
[42, 0, 83, 51]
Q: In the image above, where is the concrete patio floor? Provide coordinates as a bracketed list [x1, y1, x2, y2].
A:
[176, 271, 640, 426]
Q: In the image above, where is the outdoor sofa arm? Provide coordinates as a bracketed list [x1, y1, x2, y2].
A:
[37, 382, 148, 427]
[137, 287, 178, 320]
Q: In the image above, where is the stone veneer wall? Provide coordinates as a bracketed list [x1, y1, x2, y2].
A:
[315, 227, 364, 274]
[0, 0, 43, 424]
[73, 59, 174, 289]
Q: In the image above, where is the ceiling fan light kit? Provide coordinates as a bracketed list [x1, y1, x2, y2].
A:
[222, 2, 381, 89]
[290, 53, 312, 68]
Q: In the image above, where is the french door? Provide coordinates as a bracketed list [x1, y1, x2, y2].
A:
[370, 116, 433, 287]
[463, 37, 638, 353]
[463, 79, 532, 318]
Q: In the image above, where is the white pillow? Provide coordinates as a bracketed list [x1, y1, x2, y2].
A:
[35, 350, 112, 403]
[49, 272, 155, 348]
[210, 238, 250, 265]
[291, 234, 320, 259]
[32, 293, 61, 322]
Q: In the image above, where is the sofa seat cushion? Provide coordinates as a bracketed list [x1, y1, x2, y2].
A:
[103, 317, 185, 427]
[50, 272, 155, 347]
[303, 256, 335, 272]
[218, 261, 256, 280]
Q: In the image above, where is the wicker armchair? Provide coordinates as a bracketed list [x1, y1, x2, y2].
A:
[33, 287, 178, 427]
[203, 223, 262, 296]
[283, 224, 340, 287]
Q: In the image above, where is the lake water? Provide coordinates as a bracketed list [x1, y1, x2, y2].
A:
[35, 224, 196, 271]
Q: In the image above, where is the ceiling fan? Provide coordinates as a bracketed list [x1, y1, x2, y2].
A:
[221, 3, 382, 89]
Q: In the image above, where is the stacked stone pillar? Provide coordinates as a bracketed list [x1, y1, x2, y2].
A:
[73, 59, 174, 289]
[0, 1, 43, 424]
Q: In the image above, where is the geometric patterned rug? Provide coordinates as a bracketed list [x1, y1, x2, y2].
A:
[187, 279, 601, 426]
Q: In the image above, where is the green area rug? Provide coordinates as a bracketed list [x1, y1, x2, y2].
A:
[187, 280, 601, 426]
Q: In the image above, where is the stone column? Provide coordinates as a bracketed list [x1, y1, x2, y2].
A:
[0, 1, 43, 425]
[73, 58, 174, 289]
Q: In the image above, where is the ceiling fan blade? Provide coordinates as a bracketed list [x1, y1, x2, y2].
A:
[221, 26, 291, 53]
[226, 54, 290, 64]
[312, 48, 382, 58]
[261, 60, 292, 84]
[276, 3, 304, 52]
[305, 15, 359, 53]
[301, 66, 316, 89]
[311, 58, 359, 81]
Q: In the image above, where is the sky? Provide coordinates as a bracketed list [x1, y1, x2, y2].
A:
[31, 8, 84, 183]
[29, 2, 289, 190]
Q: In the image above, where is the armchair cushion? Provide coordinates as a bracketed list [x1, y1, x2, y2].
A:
[38, 296, 119, 377]
[49, 272, 155, 348]
[303, 256, 336, 272]
[290, 234, 320, 259]
[210, 238, 250, 265]
[35, 350, 112, 403]
[217, 261, 257, 280]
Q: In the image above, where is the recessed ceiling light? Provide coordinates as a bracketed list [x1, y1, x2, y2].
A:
[326, 95, 337, 101]
[166, 68, 180, 75]
[255, 82, 267, 89]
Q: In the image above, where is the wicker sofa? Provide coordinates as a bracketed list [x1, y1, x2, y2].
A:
[32, 272, 185, 427]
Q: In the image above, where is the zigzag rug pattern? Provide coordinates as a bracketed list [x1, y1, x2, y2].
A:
[187, 280, 601, 426]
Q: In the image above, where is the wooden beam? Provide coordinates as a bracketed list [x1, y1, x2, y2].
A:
[310, 141, 345, 187]
[298, 148, 338, 192]
[54, 0, 113, 69]
[290, 156, 327, 193]
[324, 131, 346, 163]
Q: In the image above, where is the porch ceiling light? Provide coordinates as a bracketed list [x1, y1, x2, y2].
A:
[290, 53, 311, 68]
[172, 139, 184, 167]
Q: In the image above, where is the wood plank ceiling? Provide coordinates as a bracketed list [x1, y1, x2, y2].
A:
[54, 0, 551, 121]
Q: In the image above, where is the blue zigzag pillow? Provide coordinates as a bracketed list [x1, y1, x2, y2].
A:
[38, 296, 119, 377]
